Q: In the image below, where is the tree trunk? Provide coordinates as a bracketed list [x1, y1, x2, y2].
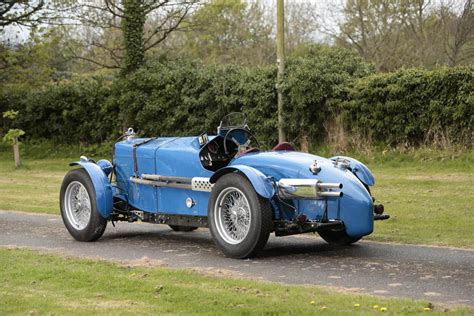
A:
[300, 132, 309, 153]
[13, 136, 21, 168]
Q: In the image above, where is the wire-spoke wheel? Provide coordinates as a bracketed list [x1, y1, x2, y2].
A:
[60, 168, 107, 242]
[64, 181, 92, 231]
[215, 187, 251, 244]
[209, 173, 272, 259]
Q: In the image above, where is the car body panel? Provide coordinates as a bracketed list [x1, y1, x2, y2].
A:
[111, 136, 375, 238]
[231, 151, 374, 237]
[70, 160, 113, 218]
[330, 156, 375, 186]
[114, 137, 213, 215]
[210, 164, 275, 198]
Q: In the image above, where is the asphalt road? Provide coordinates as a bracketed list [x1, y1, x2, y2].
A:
[0, 210, 473, 306]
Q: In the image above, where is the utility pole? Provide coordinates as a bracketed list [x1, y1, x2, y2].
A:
[276, 0, 286, 143]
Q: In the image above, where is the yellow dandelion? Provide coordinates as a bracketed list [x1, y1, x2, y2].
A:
[380, 307, 388, 312]
[321, 306, 327, 310]
[354, 303, 360, 308]
[310, 300, 316, 305]
[424, 307, 431, 311]
[373, 305, 379, 309]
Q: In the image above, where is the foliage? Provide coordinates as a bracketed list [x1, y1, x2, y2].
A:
[121, 0, 146, 75]
[2, 109, 18, 119]
[0, 28, 75, 86]
[0, 78, 115, 144]
[2, 109, 24, 144]
[110, 57, 278, 147]
[282, 45, 373, 145]
[3, 128, 25, 143]
[344, 66, 474, 147]
[0, 49, 472, 149]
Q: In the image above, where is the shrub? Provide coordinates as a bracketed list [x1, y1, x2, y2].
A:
[0, 79, 116, 144]
[282, 45, 373, 146]
[112, 58, 278, 147]
[0, 51, 471, 150]
[344, 66, 473, 148]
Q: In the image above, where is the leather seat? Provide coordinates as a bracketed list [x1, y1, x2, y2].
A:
[272, 142, 295, 151]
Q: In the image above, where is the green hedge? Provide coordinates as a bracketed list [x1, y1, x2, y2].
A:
[344, 67, 473, 147]
[0, 79, 116, 143]
[0, 47, 472, 149]
[111, 60, 278, 147]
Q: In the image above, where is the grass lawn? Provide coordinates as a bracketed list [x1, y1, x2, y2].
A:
[367, 162, 473, 248]
[0, 145, 472, 248]
[0, 247, 470, 315]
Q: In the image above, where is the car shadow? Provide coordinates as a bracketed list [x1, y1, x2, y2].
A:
[99, 225, 371, 260]
[258, 241, 363, 259]
[100, 227, 215, 246]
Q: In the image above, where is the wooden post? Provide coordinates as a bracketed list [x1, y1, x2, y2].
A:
[300, 133, 309, 153]
[13, 136, 21, 168]
[276, 0, 286, 143]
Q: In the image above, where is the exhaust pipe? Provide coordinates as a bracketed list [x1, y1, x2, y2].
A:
[278, 179, 343, 200]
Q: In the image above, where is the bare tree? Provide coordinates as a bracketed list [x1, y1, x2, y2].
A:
[440, 0, 474, 65]
[63, 0, 198, 73]
[284, 1, 319, 53]
[335, 0, 413, 70]
[327, 0, 474, 70]
[0, 0, 45, 27]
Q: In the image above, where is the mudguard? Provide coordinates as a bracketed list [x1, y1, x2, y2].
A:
[69, 160, 113, 218]
[210, 165, 275, 199]
[330, 156, 375, 186]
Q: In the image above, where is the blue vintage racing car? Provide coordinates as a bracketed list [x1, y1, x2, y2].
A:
[60, 113, 389, 258]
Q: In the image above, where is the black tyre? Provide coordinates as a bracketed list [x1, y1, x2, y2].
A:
[169, 225, 198, 232]
[208, 173, 272, 259]
[60, 168, 107, 241]
[318, 229, 361, 245]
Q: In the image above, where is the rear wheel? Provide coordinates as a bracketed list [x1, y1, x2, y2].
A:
[60, 168, 107, 241]
[208, 173, 272, 259]
[169, 225, 198, 232]
[318, 229, 361, 245]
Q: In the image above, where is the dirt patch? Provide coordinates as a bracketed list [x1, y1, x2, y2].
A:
[190, 266, 249, 279]
[62, 299, 145, 310]
[404, 174, 470, 182]
[118, 256, 168, 268]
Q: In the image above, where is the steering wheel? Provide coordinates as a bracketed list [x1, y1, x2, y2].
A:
[223, 128, 260, 157]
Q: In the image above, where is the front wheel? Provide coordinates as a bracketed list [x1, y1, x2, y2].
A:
[318, 229, 361, 245]
[208, 173, 272, 259]
[60, 168, 107, 241]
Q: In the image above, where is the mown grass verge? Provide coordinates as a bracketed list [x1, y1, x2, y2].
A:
[0, 143, 472, 248]
[0, 248, 470, 315]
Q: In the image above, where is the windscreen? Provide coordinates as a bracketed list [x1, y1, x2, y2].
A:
[219, 112, 247, 130]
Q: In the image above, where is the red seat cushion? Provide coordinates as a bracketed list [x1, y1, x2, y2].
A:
[272, 142, 295, 151]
